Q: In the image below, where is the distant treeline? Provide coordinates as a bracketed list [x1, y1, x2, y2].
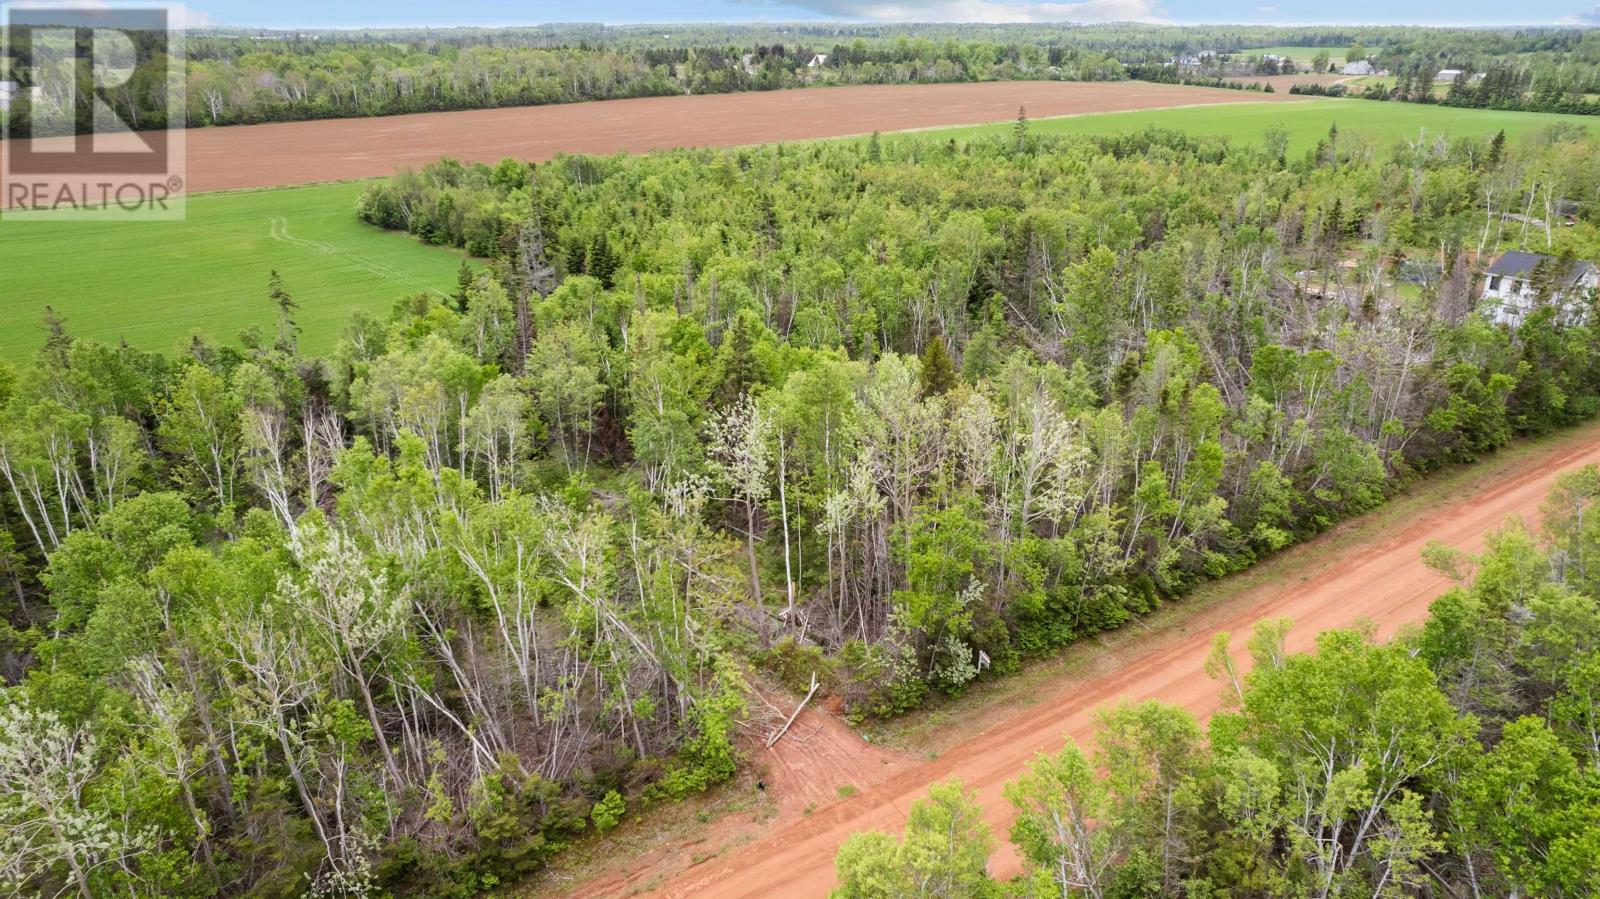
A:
[1355, 61, 1600, 116]
[2, 24, 1600, 133]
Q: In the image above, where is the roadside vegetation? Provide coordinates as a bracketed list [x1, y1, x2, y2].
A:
[2, 109, 1600, 898]
[832, 469, 1600, 897]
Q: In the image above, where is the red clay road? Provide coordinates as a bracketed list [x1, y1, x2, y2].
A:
[615, 423, 1600, 898]
[5, 80, 1329, 201]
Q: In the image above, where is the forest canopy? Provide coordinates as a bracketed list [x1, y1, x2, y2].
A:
[2, 122, 1600, 896]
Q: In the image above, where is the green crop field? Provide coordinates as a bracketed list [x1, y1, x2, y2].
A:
[0, 180, 463, 360]
[900, 98, 1595, 153]
[1237, 45, 1353, 64]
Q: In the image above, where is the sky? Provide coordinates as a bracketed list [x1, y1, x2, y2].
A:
[178, 0, 1600, 30]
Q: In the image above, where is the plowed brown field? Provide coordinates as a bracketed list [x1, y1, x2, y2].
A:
[182, 80, 1337, 193]
[565, 422, 1600, 898]
[7, 80, 1333, 203]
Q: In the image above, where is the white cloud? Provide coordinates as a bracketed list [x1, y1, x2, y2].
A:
[5, 2, 215, 28]
[767, 0, 1170, 24]
[1256, 4, 1278, 12]
[173, 7, 218, 29]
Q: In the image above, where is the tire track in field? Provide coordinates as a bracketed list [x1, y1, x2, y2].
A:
[267, 216, 446, 298]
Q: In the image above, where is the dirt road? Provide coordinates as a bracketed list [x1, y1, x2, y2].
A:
[4, 80, 1329, 204]
[601, 423, 1600, 898]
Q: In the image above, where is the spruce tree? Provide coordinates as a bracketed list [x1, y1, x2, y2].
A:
[716, 311, 760, 404]
[268, 269, 298, 353]
[39, 306, 71, 366]
[454, 259, 474, 313]
[587, 236, 618, 289]
[564, 240, 586, 277]
[918, 334, 958, 397]
[1488, 130, 1507, 169]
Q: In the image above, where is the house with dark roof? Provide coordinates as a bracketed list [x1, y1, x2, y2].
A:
[1481, 250, 1598, 326]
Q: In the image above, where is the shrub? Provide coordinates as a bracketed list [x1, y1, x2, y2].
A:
[590, 790, 625, 832]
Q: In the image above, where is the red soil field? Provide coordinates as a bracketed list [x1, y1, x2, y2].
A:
[5, 80, 1329, 203]
[570, 422, 1600, 899]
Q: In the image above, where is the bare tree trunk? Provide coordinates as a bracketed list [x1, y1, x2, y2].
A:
[778, 436, 795, 618]
[746, 499, 766, 645]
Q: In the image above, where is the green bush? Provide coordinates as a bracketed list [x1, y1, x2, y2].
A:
[590, 790, 625, 832]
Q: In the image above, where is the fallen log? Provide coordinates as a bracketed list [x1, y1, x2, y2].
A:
[766, 672, 819, 749]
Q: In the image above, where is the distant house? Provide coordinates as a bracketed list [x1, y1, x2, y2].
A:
[0, 80, 39, 114]
[806, 53, 828, 68]
[1342, 60, 1375, 76]
[1435, 68, 1464, 82]
[1481, 250, 1598, 325]
[1169, 50, 1217, 67]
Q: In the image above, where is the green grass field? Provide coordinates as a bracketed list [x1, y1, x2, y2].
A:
[1238, 45, 1353, 65]
[0, 180, 463, 359]
[900, 98, 1594, 153]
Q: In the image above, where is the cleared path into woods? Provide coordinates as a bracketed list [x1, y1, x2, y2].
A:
[580, 421, 1600, 898]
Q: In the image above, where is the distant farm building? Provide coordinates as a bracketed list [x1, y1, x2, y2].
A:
[1342, 60, 1375, 75]
[807, 54, 828, 68]
[1481, 250, 1598, 326]
[0, 80, 41, 113]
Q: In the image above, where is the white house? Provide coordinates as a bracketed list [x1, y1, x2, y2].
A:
[1169, 50, 1218, 67]
[0, 81, 40, 114]
[806, 53, 828, 68]
[1481, 250, 1598, 326]
[1342, 60, 1375, 76]
[1436, 68, 1464, 83]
